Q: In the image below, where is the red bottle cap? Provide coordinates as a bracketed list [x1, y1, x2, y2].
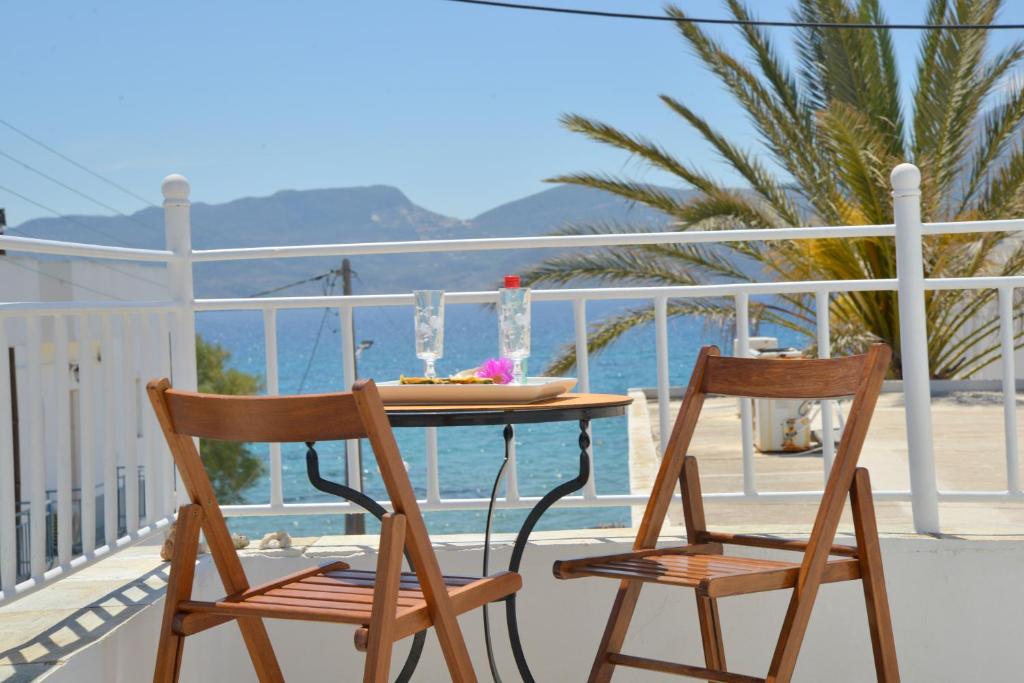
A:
[503, 274, 521, 288]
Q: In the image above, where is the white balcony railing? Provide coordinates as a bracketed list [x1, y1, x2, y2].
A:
[0, 163, 1021, 605]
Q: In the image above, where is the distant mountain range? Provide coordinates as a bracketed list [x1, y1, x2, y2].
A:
[9, 184, 687, 297]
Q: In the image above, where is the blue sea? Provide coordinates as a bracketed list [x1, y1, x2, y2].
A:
[195, 301, 800, 538]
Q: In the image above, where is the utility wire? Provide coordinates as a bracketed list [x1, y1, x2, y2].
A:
[0, 147, 161, 233]
[296, 271, 340, 393]
[297, 306, 331, 393]
[0, 117, 155, 207]
[0, 117, 234, 244]
[0, 182, 131, 246]
[0, 183, 169, 289]
[247, 268, 341, 298]
[444, 0, 1024, 29]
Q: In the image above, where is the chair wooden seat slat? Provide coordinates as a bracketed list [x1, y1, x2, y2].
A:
[177, 566, 516, 625]
[553, 345, 900, 683]
[557, 553, 862, 596]
[147, 378, 521, 683]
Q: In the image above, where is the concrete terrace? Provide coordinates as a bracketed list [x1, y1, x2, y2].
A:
[630, 389, 1024, 536]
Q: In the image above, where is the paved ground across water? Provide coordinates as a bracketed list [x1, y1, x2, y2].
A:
[631, 391, 1024, 536]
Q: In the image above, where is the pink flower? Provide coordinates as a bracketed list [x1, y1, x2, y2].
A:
[476, 357, 514, 385]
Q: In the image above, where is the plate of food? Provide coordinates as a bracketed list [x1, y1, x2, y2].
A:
[377, 376, 578, 405]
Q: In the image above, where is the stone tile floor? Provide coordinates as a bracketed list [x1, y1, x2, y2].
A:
[634, 391, 1024, 535]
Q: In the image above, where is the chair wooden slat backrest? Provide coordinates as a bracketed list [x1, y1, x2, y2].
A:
[146, 377, 476, 681]
[637, 344, 890, 556]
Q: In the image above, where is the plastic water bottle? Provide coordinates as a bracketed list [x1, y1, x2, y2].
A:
[499, 274, 531, 384]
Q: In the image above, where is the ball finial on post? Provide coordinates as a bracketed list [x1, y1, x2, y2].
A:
[890, 163, 921, 196]
[161, 174, 191, 202]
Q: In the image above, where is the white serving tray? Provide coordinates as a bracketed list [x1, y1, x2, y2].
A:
[377, 377, 578, 405]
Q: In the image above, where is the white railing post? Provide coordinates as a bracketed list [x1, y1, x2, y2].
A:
[998, 286, 1020, 494]
[815, 290, 836, 479]
[0, 316, 16, 595]
[163, 175, 197, 392]
[263, 308, 283, 507]
[654, 295, 671, 455]
[891, 163, 940, 534]
[573, 298, 596, 499]
[735, 293, 756, 496]
[163, 174, 196, 508]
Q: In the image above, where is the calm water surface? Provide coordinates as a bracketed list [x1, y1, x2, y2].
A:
[195, 301, 800, 538]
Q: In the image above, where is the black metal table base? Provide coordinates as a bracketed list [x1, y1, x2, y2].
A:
[307, 403, 621, 683]
[305, 443, 425, 683]
[481, 420, 592, 683]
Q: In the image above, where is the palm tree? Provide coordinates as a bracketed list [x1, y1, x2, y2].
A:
[525, 0, 1024, 378]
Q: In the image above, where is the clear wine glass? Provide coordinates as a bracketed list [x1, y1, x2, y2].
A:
[413, 290, 444, 378]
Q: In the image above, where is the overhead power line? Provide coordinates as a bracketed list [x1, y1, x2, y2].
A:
[247, 268, 341, 298]
[0, 147, 161, 233]
[296, 269, 342, 393]
[0, 183, 169, 290]
[0, 117, 234, 245]
[0, 182, 130, 246]
[444, 0, 1024, 29]
[0, 117, 155, 207]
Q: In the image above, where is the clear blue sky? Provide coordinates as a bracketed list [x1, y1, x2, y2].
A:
[3, 1, 1024, 229]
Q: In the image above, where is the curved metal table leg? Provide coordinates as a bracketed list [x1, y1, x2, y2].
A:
[505, 419, 592, 683]
[305, 443, 426, 683]
[481, 424, 513, 683]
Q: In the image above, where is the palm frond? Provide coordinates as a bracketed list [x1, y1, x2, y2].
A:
[546, 173, 691, 218]
[659, 94, 802, 226]
[555, 114, 719, 193]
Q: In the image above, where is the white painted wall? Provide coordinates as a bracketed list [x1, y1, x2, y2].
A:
[39, 532, 1024, 682]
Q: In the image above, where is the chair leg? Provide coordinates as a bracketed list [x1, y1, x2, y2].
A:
[236, 618, 285, 683]
[154, 505, 202, 683]
[851, 468, 900, 682]
[695, 594, 726, 674]
[153, 630, 186, 683]
[363, 514, 407, 683]
[588, 580, 644, 683]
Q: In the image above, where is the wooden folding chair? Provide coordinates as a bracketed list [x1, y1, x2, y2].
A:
[147, 377, 521, 683]
[553, 344, 899, 682]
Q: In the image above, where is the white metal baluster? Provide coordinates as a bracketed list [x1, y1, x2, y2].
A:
[340, 304, 361, 492]
[736, 293, 756, 496]
[121, 314, 139, 535]
[263, 308, 283, 508]
[815, 290, 836, 480]
[654, 295, 671, 455]
[25, 316, 46, 578]
[573, 298, 595, 499]
[998, 286, 1020, 494]
[0, 316, 17, 594]
[77, 314, 97, 555]
[53, 316, 72, 566]
[339, 305, 364, 498]
[505, 436, 520, 504]
[892, 163, 940, 533]
[101, 314, 118, 544]
[425, 430, 440, 504]
[139, 314, 157, 524]
[156, 312, 174, 517]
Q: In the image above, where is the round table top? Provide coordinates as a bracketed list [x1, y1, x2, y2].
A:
[384, 392, 632, 428]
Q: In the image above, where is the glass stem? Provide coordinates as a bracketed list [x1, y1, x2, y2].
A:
[424, 359, 437, 378]
[513, 358, 524, 385]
